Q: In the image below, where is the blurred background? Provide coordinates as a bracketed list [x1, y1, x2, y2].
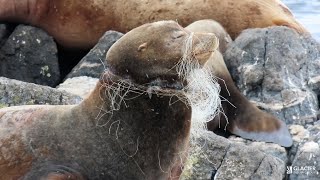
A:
[283, 0, 320, 41]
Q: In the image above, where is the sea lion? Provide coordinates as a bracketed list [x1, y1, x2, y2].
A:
[0, 0, 308, 49]
[0, 21, 220, 179]
[185, 19, 232, 53]
[185, 21, 292, 147]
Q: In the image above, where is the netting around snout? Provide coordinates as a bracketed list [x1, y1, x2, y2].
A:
[177, 32, 222, 139]
[184, 68, 222, 139]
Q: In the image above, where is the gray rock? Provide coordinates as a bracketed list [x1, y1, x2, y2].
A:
[287, 122, 320, 179]
[57, 76, 98, 98]
[215, 144, 284, 180]
[181, 132, 230, 180]
[289, 142, 320, 180]
[0, 25, 60, 87]
[65, 31, 123, 79]
[249, 155, 285, 180]
[181, 131, 285, 180]
[0, 77, 82, 107]
[307, 121, 320, 144]
[229, 136, 288, 163]
[288, 125, 311, 163]
[224, 27, 320, 126]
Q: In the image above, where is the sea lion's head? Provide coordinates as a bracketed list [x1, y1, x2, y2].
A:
[103, 21, 222, 139]
[106, 20, 219, 88]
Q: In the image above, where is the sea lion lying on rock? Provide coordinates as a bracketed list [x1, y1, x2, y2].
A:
[0, 21, 221, 179]
[0, 0, 308, 48]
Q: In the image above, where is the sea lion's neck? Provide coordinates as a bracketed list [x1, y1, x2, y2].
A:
[77, 81, 110, 123]
[78, 77, 192, 179]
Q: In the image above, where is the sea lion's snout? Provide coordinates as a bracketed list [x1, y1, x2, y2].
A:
[188, 32, 219, 66]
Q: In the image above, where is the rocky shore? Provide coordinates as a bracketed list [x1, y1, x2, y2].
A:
[0, 24, 319, 179]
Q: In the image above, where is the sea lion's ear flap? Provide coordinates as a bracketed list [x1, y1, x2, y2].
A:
[138, 42, 148, 52]
[228, 114, 293, 147]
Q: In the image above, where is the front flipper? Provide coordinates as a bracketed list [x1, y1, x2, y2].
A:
[205, 51, 292, 147]
[209, 101, 293, 147]
[227, 106, 293, 147]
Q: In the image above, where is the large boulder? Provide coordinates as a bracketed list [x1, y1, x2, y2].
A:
[57, 76, 99, 98]
[65, 31, 123, 79]
[0, 25, 60, 87]
[0, 77, 81, 107]
[224, 26, 320, 126]
[222, 26, 320, 180]
[181, 131, 286, 180]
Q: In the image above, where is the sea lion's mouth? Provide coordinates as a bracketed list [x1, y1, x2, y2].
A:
[146, 78, 184, 90]
[185, 31, 219, 65]
[101, 70, 184, 93]
[193, 50, 215, 63]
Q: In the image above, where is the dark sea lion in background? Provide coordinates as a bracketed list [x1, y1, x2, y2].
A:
[0, 0, 308, 49]
[185, 20, 293, 147]
[0, 21, 220, 179]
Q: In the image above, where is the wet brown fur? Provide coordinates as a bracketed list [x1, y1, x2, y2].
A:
[0, 0, 308, 48]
